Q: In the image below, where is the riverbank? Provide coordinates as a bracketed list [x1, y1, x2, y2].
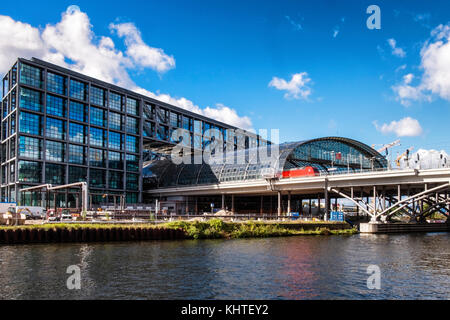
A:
[0, 220, 357, 244]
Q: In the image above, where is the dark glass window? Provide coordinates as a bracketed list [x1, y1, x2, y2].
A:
[69, 166, 87, 183]
[108, 151, 123, 170]
[126, 135, 138, 153]
[90, 107, 105, 127]
[126, 192, 138, 204]
[126, 116, 138, 134]
[89, 127, 106, 147]
[126, 154, 139, 172]
[143, 121, 154, 137]
[126, 173, 139, 190]
[69, 122, 86, 144]
[182, 116, 191, 131]
[143, 103, 154, 120]
[89, 148, 105, 167]
[109, 112, 123, 131]
[69, 101, 87, 122]
[19, 136, 42, 160]
[68, 144, 86, 165]
[156, 125, 168, 141]
[46, 94, 66, 117]
[126, 97, 138, 116]
[19, 87, 43, 112]
[108, 131, 123, 150]
[19, 112, 42, 136]
[90, 86, 105, 107]
[169, 112, 178, 127]
[46, 117, 65, 140]
[109, 92, 122, 111]
[109, 171, 123, 190]
[46, 140, 65, 162]
[45, 163, 65, 185]
[70, 79, 88, 101]
[90, 169, 106, 188]
[47, 72, 67, 95]
[18, 161, 42, 183]
[19, 63, 43, 88]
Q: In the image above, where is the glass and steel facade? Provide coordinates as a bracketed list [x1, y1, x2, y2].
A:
[144, 137, 388, 189]
[1, 58, 264, 207]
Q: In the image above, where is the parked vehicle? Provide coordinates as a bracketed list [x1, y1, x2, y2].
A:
[281, 166, 320, 178]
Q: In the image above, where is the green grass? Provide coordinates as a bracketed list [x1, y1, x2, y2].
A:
[0, 220, 358, 239]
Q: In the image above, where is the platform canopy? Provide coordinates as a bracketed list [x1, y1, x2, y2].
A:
[143, 137, 388, 189]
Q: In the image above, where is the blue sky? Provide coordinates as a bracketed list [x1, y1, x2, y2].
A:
[1, 0, 450, 158]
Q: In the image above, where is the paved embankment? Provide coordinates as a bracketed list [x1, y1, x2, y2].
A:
[360, 222, 450, 233]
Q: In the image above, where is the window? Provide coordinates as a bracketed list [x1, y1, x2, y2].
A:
[109, 171, 123, 190]
[18, 161, 42, 183]
[70, 79, 87, 101]
[109, 112, 123, 131]
[19, 87, 43, 112]
[69, 101, 87, 122]
[109, 92, 122, 111]
[126, 97, 138, 115]
[143, 103, 154, 120]
[90, 169, 106, 188]
[45, 163, 65, 185]
[90, 127, 106, 147]
[69, 166, 87, 184]
[46, 117, 65, 140]
[126, 154, 139, 172]
[90, 86, 105, 106]
[109, 131, 123, 150]
[108, 151, 123, 170]
[156, 108, 167, 123]
[156, 125, 168, 141]
[46, 94, 66, 117]
[19, 136, 42, 160]
[69, 122, 86, 144]
[126, 135, 138, 153]
[126, 192, 138, 204]
[68, 144, 86, 165]
[19, 112, 42, 136]
[126, 116, 138, 134]
[46, 140, 65, 162]
[89, 148, 105, 167]
[143, 121, 154, 137]
[90, 107, 105, 127]
[19, 63, 43, 88]
[169, 112, 178, 127]
[47, 72, 67, 95]
[182, 116, 191, 131]
[126, 173, 139, 190]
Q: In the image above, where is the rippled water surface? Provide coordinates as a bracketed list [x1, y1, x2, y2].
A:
[0, 233, 449, 299]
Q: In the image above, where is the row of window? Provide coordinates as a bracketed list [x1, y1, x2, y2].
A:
[17, 160, 139, 189]
[18, 136, 139, 171]
[18, 112, 139, 153]
[19, 63, 139, 115]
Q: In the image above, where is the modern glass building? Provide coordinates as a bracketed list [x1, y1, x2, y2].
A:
[1, 57, 264, 208]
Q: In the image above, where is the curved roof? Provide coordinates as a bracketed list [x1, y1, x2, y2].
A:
[143, 137, 388, 189]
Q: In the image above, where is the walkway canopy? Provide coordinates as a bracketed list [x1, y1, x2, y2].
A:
[143, 137, 388, 189]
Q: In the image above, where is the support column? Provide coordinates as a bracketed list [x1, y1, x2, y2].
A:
[308, 198, 312, 217]
[324, 179, 329, 221]
[221, 194, 225, 211]
[287, 191, 291, 214]
[195, 197, 198, 215]
[260, 195, 263, 215]
[277, 191, 282, 216]
[231, 194, 235, 214]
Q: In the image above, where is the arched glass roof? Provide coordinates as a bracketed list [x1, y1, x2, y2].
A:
[143, 137, 388, 189]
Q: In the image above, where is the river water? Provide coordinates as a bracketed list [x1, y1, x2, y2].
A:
[0, 233, 449, 300]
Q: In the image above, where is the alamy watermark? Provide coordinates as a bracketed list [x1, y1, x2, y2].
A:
[366, 265, 381, 290]
[366, 5, 381, 30]
[66, 265, 81, 290]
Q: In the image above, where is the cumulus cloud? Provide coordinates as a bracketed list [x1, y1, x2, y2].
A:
[400, 149, 450, 169]
[392, 23, 450, 106]
[387, 38, 406, 58]
[268, 72, 312, 100]
[0, 5, 252, 129]
[374, 117, 423, 137]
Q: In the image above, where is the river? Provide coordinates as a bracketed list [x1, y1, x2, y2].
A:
[0, 233, 449, 299]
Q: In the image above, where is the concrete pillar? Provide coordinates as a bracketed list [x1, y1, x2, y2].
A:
[195, 197, 198, 215]
[373, 186, 377, 213]
[221, 194, 225, 210]
[260, 195, 263, 215]
[277, 191, 282, 216]
[287, 191, 291, 214]
[324, 179, 329, 221]
[231, 194, 235, 214]
[308, 198, 312, 216]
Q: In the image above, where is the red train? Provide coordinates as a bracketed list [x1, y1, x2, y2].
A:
[281, 166, 320, 178]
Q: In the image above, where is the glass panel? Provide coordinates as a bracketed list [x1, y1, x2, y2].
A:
[69, 166, 87, 183]
[69, 122, 86, 144]
[90, 86, 105, 107]
[90, 169, 106, 188]
[69, 101, 87, 122]
[47, 72, 67, 95]
[89, 148, 105, 167]
[46, 94, 66, 117]
[46, 117, 66, 140]
[126, 97, 138, 116]
[18, 160, 42, 183]
[126, 173, 138, 190]
[108, 151, 123, 170]
[70, 79, 88, 101]
[126, 116, 138, 134]
[109, 92, 122, 111]
[108, 131, 123, 150]
[126, 135, 138, 153]
[19, 112, 42, 136]
[68, 144, 86, 165]
[109, 171, 123, 190]
[19, 63, 43, 88]
[90, 107, 105, 127]
[45, 163, 65, 185]
[89, 127, 106, 147]
[19, 87, 43, 112]
[109, 112, 123, 131]
[46, 140, 65, 162]
[18, 136, 42, 160]
[126, 154, 139, 172]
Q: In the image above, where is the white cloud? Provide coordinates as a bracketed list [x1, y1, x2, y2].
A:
[400, 149, 449, 169]
[392, 23, 450, 106]
[285, 16, 302, 31]
[387, 38, 406, 58]
[374, 117, 423, 137]
[0, 5, 252, 129]
[268, 72, 312, 100]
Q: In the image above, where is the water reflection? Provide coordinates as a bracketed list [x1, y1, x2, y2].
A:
[0, 233, 449, 299]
